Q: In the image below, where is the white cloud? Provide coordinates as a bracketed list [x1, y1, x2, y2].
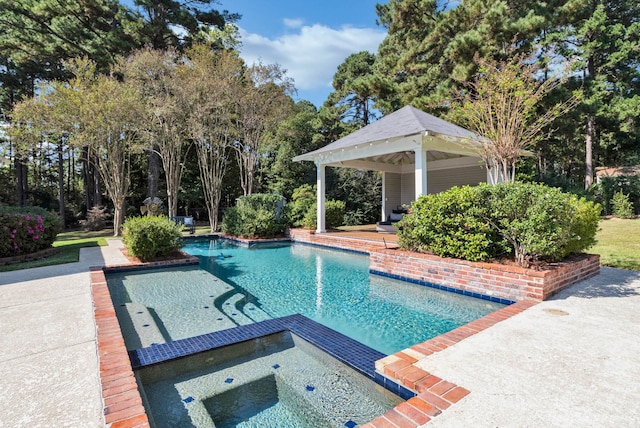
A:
[238, 24, 386, 92]
[283, 18, 304, 29]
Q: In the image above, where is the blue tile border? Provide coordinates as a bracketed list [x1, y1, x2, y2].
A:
[128, 314, 416, 400]
[369, 269, 516, 305]
[104, 258, 200, 274]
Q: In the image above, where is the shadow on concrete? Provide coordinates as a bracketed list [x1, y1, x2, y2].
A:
[0, 246, 108, 286]
[553, 267, 640, 300]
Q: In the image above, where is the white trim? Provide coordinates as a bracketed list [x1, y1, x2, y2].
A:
[381, 172, 387, 221]
[415, 147, 427, 198]
[316, 163, 326, 233]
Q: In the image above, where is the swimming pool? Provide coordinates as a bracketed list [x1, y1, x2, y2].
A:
[106, 239, 504, 355]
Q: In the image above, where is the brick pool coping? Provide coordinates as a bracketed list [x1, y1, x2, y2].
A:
[90, 240, 544, 427]
[91, 257, 198, 427]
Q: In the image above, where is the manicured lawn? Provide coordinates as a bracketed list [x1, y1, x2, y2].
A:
[591, 218, 640, 271]
[0, 224, 213, 272]
[0, 229, 110, 272]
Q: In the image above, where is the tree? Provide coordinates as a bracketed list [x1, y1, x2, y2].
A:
[545, 0, 640, 188]
[233, 61, 294, 195]
[124, 1, 240, 201]
[127, 0, 239, 50]
[262, 100, 321, 199]
[454, 54, 577, 184]
[326, 51, 378, 126]
[120, 48, 191, 218]
[0, 0, 139, 207]
[181, 46, 243, 232]
[373, 0, 556, 113]
[12, 59, 145, 235]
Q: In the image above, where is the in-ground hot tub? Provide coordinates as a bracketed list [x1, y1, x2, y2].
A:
[136, 330, 403, 428]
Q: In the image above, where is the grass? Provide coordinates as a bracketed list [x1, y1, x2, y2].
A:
[0, 229, 111, 272]
[590, 218, 640, 271]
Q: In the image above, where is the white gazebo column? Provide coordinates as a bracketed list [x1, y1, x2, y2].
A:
[414, 147, 428, 199]
[316, 162, 326, 233]
[381, 172, 387, 221]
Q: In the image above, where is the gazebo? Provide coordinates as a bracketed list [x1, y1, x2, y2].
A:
[293, 105, 489, 233]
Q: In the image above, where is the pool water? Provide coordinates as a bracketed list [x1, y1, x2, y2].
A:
[107, 239, 504, 355]
[137, 332, 402, 428]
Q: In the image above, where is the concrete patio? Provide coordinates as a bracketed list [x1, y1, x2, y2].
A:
[0, 238, 638, 427]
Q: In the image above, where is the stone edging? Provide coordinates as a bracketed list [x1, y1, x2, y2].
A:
[0, 247, 59, 266]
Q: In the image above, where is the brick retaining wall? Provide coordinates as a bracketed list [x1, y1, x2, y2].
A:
[370, 248, 600, 301]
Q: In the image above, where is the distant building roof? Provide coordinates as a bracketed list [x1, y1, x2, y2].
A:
[595, 166, 640, 180]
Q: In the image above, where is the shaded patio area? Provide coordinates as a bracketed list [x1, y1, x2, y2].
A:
[326, 224, 399, 245]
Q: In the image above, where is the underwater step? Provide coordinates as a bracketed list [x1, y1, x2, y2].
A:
[242, 302, 271, 323]
[220, 293, 254, 326]
[116, 303, 166, 350]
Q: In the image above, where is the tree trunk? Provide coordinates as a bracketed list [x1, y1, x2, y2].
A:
[93, 156, 102, 207]
[585, 115, 595, 189]
[15, 156, 28, 207]
[57, 141, 66, 228]
[147, 148, 160, 198]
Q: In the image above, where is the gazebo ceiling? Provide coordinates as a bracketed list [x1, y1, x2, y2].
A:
[362, 150, 462, 166]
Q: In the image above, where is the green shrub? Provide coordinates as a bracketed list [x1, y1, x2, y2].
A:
[562, 195, 601, 256]
[289, 184, 345, 230]
[398, 183, 601, 267]
[288, 184, 316, 227]
[300, 199, 346, 229]
[398, 186, 503, 261]
[122, 215, 183, 261]
[611, 190, 634, 218]
[475, 183, 574, 265]
[0, 206, 61, 258]
[221, 193, 288, 238]
[80, 205, 109, 231]
[592, 176, 640, 215]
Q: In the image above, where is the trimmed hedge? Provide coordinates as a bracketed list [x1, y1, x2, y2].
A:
[221, 193, 288, 238]
[398, 183, 601, 267]
[122, 215, 183, 261]
[0, 206, 61, 258]
[288, 184, 345, 230]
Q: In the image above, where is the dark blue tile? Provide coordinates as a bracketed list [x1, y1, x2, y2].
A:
[272, 364, 280, 369]
[306, 385, 315, 392]
[225, 378, 234, 384]
[182, 396, 194, 403]
[345, 420, 357, 428]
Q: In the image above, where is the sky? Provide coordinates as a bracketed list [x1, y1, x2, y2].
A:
[121, 1, 387, 107]
[222, 1, 387, 106]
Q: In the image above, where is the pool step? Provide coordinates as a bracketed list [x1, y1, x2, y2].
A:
[116, 303, 166, 350]
[242, 302, 271, 322]
[220, 294, 254, 326]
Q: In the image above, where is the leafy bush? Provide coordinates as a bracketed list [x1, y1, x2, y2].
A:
[398, 186, 503, 261]
[79, 205, 110, 231]
[0, 206, 61, 258]
[288, 184, 316, 227]
[289, 184, 345, 229]
[300, 199, 346, 230]
[562, 195, 602, 256]
[122, 215, 183, 261]
[611, 190, 634, 218]
[221, 193, 288, 238]
[399, 183, 601, 267]
[592, 176, 640, 215]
